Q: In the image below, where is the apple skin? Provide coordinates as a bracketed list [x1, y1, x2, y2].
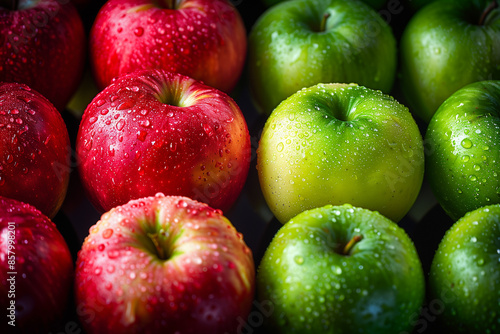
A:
[90, 0, 246, 93]
[0, 196, 74, 333]
[248, 0, 397, 115]
[257, 204, 425, 334]
[0, 0, 86, 111]
[0, 82, 71, 219]
[257, 83, 424, 224]
[75, 194, 255, 334]
[429, 204, 500, 333]
[76, 69, 251, 213]
[399, 0, 500, 122]
[425, 80, 500, 222]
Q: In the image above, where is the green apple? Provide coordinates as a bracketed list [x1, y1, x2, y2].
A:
[399, 0, 500, 122]
[257, 204, 425, 333]
[248, 0, 397, 115]
[429, 204, 500, 333]
[257, 83, 424, 224]
[425, 80, 500, 222]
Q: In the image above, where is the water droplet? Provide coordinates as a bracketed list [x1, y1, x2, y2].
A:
[116, 119, 125, 131]
[277, 142, 284, 152]
[134, 27, 144, 36]
[461, 138, 472, 149]
[203, 123, 213, 136]
[294, 255, 304, 265]
[137, 130, 147, 141]
[473, 165, 481, 171]
[94, 267, 102, 275]
[96, 99, 105, 107]
[103, 228, 113, 239]
[462, 155, 470, 163]
[470, 236, 477, 243]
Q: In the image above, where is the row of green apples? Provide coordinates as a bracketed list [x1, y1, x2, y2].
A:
[248, 1, 499, 333]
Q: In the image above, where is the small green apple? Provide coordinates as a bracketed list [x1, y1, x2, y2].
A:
[399, 0, 500, 122]
[249, 0, 397, 115]
[429, 204, 500, 333]
[257, 83, 424, 224]
[425, 80, 500, 222]
[257, 204, 425, 333]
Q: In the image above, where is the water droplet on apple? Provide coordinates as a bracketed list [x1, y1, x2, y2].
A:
[462, 155, 470, 163]
[96, 99, 105, 107]
[470, 236, 477, 243]
[137, 130, 147, 142]
[97, 244, 105, 251]
[116, 119, 125, 131]
[276, 142, 284, 152]
[461, 138, 472, 149]
[94, 267, 102, 275]
[294, 255, 304, 265]
[103, 228, 114, 239]
[134, 27, 144, 37]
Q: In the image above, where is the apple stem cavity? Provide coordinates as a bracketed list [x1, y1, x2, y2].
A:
[0, 0, 18, 10]
[343, 235, 363, 255]
[147, 232, 169, 260]
[319, 12, 331, 32]
[479, 0, 498, 25]
[155, 0, 176, 9]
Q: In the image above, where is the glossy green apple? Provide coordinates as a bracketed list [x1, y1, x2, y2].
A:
[249, 0, 397, 115]
[429, 204, 500, 333]
[400, 0, 500, 122]
[257, 204, 425, 333]
[425, 80, 500, 222]
[257, 83, 424, 224]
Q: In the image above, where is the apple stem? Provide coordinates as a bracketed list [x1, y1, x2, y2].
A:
[319, 12, 331, 32]
[0, 0, 18, 10]
[343, 235, 363, 255]
[479, 0, 498, 25]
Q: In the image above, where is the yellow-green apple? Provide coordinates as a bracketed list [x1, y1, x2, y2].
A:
[248, 0, 397, 115]
[399, 0, 500, 122]
[0, 0, 86, 111]
[425, 80, 500, 221]
[0, 82, 71, 218]
[257, 204, 425, 333]
[429, 204, 500, 333]
[76, 69, 251, 213]
[0, 196, 73, 333]
[257, 83, 424, 224]
[89, 0, 246, 93]
[75, 194, 255, 334]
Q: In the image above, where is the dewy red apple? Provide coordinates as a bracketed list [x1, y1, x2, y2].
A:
[0, 0, 86, 111]
[76, 69, 251, 213]
[0, 82, 71, 218]
[75, 194, 255, 334]
[0, 196, 74, 333]
[90, 0, 247, 93]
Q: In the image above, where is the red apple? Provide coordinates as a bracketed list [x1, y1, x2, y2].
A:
[76, 69, 251, 213]
[0, 0, 86, 111]
[0, 196, 73, 333]
[75, 194, 255, 334]
[89, 0, 247, 93]
[0, 82, 71, 218]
